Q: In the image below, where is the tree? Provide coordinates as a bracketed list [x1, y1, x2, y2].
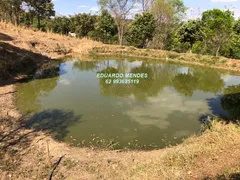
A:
[98, 0, 136, 45]
[94, 9, 118, 43]
[13, 0, 23, 25]
[69, 13, 97, 37]
[20, 11, 32, 26]
[138, 0, 151, 11]
[221, 34, 240, 59]
[175, 20, 204, 53]
[47, 16, 71, 35]
[26, 0, 55, 29]
[171, 0, 186, 22]
[150, 0, 186, 49]
[0, 0, 23, 25]
[233, 18, 240, 35]
[202, 9, 234, 57]
[127, 12, 156, 48]
[221, 18, 240, 59]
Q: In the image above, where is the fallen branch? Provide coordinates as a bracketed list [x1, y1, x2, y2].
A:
[48, 154, 65, 180]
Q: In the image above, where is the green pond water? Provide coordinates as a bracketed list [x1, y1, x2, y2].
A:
[16, 57, 240, 149]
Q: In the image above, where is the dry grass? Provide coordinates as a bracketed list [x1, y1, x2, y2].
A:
[0, 21, 102, 79]
[0, 21, 102, 58]
[129, 121, 240, 180]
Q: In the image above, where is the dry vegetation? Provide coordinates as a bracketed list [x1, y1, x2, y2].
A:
[0, 21, 102, 79]
[1, 22, 240, 179]
[0, 21, 102, 58]
[92, 45, 240, 73]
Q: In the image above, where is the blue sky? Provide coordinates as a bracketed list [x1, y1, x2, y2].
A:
[53, 0, 240, 19]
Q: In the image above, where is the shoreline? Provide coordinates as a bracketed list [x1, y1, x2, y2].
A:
[96, 53, 240, 74]
[1, 84, 240, 179]
[91, 45, 240, 74]
[1, 83, 240, 180]
[1, 22, 240, 179]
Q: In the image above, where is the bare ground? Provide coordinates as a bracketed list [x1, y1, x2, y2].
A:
[1, 22, 240, 179]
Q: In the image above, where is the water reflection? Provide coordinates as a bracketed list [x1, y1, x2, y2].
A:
[124, 89, 210, 129]
[73, 61, 98, 71]
[172, 73, 198, 97]
[221, 85, 240, 121]
[16, 66, 60, 113]
[193, 69, 225, 93]
[97, 61, 179, 100]
[16, 58, 240, 149]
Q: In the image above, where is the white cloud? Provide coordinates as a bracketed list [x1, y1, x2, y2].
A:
[77, 5, 88, 9]
[59, 78, 71, 85]
[89, 6, 100, 12]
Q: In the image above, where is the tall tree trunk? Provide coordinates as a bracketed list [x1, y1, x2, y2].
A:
[216, 44, 221, 57]
[37, 15, 41, 29]
[120, 28, 123, 46]
[142, 0, 145, 11]
[117, 25, 123, 46]
[14, 13, 18, 26]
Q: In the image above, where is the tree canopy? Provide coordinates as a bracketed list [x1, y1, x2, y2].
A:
[201, 9, 234, 56]
[127, 12, 156, 48]
[175, 20, 204, 52]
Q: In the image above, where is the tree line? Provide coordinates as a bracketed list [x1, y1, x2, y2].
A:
[0, 0, 240, 59]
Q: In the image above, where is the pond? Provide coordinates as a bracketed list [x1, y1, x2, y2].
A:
[16, 56, 240, 149]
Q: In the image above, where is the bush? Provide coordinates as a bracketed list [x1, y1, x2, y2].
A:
[192, 41, 208, 55]
[221, 34, 240, 59]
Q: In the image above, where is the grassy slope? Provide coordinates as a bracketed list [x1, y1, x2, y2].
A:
[0, 22, 102, 58]
[0, 22, 102, 79]
[0, 22, 240, 179]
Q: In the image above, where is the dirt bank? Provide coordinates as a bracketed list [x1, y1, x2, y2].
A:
[0, 22, 102, 79]
[1, 22, 240, 179]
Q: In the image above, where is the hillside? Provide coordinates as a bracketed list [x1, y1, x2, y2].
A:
[0, 22, 102, 79]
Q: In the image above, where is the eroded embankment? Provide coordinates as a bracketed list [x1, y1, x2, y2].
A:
[0, 22, 102, 80]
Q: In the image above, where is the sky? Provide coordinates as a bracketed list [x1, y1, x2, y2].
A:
[53, 0, 240, 19]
